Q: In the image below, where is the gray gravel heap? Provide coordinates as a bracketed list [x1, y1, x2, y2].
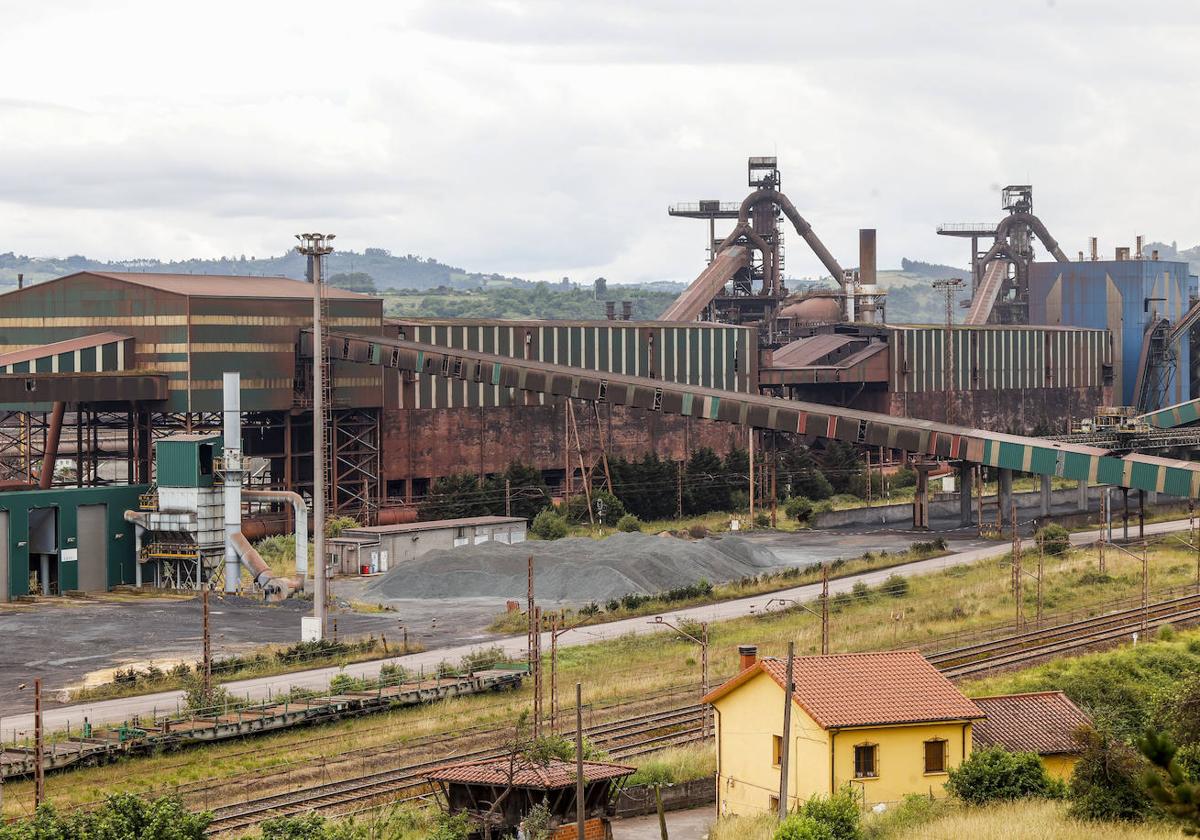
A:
[365, 532, 781, 602]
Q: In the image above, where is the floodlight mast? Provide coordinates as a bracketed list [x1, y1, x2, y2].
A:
[295, 233, 335, 637]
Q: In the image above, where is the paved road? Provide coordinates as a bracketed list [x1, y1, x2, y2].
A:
[3, 517, 1189, 738]
[614, 806, 712, 839]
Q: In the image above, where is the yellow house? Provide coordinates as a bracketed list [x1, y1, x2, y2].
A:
[972, 691, 1091, 781]
[703, 647, 984, 813]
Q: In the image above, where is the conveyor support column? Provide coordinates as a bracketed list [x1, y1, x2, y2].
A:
[1039, 474, 1052, 517]
[998, 469, 1014, 525]
[958, 462, 974, 527]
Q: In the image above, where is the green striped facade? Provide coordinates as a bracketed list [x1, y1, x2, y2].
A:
[889, 325, 1110, 394]
[391, 320, 755, 410]
[0, 274, 384, 412]
[0, 335, 133, 374]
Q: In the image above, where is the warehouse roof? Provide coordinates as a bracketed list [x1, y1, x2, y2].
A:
[33, 271, 378, 301]
[972, 691, 1091, 755]
[704, 650, 984, 729]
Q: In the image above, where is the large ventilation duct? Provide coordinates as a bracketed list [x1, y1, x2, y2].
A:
[244, 489, 309, 580]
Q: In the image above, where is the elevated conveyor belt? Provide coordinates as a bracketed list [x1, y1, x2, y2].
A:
[964, 260, 1009, 325]
[307, 330, 1200, 498]
[658, 246, 751, 322]
[1139, 397, 1200, 429]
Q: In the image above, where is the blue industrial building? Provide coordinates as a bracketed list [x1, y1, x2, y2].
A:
[1029, 258, 1195, 410]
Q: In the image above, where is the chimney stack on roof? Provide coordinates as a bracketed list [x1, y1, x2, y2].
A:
[16, 273, 23, 290]
[622, 301, 633, 321]
[1116, 246, 1130, 262]
[1136, 234, 1144, 259]
[605, 301, 616, 320]
[1089, 237, 1098, 262]
[738, 645, 758, 672]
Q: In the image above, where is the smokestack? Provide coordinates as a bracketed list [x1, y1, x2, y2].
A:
[622, 301, 633, 321]
[16, 273, 23, 289]
[1089, 237, 1098, 262]
[605, 301, 616, 321]
[1077, 251, 1084, 262]
[223, 372, 243, 594]
[1152, 249, 1160, 261]
[1136, 235, 1144, 259]
[858, 229, 877, 324]
[738, 644, 758, 672]
[1116, 247, 1130, 262]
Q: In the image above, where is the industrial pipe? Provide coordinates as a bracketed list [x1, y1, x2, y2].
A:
[978, 212, 1070, 267]
[736, 188, 848, 288]
[243, 489, 308, 580]
[230, 532, 298, 601]
[123, 509, 150, 588]
[222, 373, 243, 593]
[38, 401, 66, 490]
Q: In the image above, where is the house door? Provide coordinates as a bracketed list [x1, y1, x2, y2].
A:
[77, 504, 108, 592]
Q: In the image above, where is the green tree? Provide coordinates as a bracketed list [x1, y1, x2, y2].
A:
[683, 447, 729, 514]
[530, 509, 568, 540]
[419, 473, 492, 521]
[611, 453, 678, 520]
[326, 271, 376, 293]
[818, 441, 863, 495]
[1140, 730, 1200, 833]
[593, 276, 607, 298]
[483, 462, 551, 520]
[781, 447, 834, 501]
[1068, 728, 1151, 822]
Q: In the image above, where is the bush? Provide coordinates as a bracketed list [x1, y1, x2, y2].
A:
[755, 512, 771, 527]
[799, 791, 860, 840]
[565, 489, 626, 525]
[687, 524, 709, 539]
[1067, 729, 1151, 822]
[785, 496, 815, 522]
[946, 746, 1063, 805]
[775, 814, 833, 840]
[851, 581, 871, 601]
[890, 466, 917, 489]
[1036, 522, 1071, 556]
[880, 574, 909, 598]
[616, 513, 642, 532]
[530, 510, 568, 540]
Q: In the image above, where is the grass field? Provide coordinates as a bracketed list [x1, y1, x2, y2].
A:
[710, 800, 1186, 840]
[4, 533, 1197, 821]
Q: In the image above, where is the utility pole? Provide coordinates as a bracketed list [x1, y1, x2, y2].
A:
[575, 683, 585, 840]
[34, 678, 44, 808]
[202, 588, 212, 702]
[677, 460, 683, 520]
[650, 616, 710, 736]
[1036, 535, 1044, 626]
[820, 563, 830, 655]
[770, 433, 778, 527]
[1142, 543, 1149, 631]
[1011, 502, 1023, 629]
[748, 430, 755, 525]
[932, 278, 965, 423]
[778, 642, 794, 820]
[296, 232, 335, 638]
[1099, 491, 1107, 574]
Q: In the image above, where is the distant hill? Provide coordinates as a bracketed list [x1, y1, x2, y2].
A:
[1140, 241, 1200, 277]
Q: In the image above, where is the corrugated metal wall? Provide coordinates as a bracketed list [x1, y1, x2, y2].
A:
[1029, 259, 1193, 407]
[392, 320, 755, 409]
[888, 326, 1110, 394]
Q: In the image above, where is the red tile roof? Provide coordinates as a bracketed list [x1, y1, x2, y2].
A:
[972, 691, 1091, 755]
[426, 757, 634, 789]
[704, 650, 984, 729]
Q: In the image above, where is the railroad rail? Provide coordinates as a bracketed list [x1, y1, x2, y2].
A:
[200, 589, 1200, 833]
[203, 704, 707, 835]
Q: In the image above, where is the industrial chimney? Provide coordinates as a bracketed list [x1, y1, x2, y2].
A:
[858, 229, 877, 324]
[622, 301, 633, 321]
[1089, 237, 1098, 262]
[16, 273, 23, 289]
[605, 301, 616, 320]
[1136, 235, 1144, 259]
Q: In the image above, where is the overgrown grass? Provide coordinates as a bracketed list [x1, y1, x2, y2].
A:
[626, 744, 715, 786]
[70, 636, 422, 703]
[487, 539, 950, 633]
[963, 626, 1200, 740]
[10, 535, 1198, 819]
[870, 799, 1184, 840]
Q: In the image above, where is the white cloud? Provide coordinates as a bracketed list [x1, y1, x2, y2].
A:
[0, 0, 1198, 283]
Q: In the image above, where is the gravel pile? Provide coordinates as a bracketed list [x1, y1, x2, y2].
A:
[365, 532, 781, 602]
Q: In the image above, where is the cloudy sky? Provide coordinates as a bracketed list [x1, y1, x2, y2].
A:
[1, 0, 1197, 283]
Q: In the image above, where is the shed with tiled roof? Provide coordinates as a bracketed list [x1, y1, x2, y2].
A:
[972, 691, 1092, 780]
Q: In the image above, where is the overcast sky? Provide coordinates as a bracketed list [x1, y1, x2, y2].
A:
[1, 0, 1197, 284]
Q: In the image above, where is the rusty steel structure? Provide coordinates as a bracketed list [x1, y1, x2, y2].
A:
[939, 185, 1070, 325]
[664, 157, 880, 339]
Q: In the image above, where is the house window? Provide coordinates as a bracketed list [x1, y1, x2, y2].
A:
[772, 735, 783, 767]
[854, 743, 878, 778]
[924, 739, 948, 773]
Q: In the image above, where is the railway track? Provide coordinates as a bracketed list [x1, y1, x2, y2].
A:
[202, 589, 1200, 834]
[205, 704, 706, 835]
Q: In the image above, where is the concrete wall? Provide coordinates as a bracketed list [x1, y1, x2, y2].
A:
[811, 485, 1106, 529]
